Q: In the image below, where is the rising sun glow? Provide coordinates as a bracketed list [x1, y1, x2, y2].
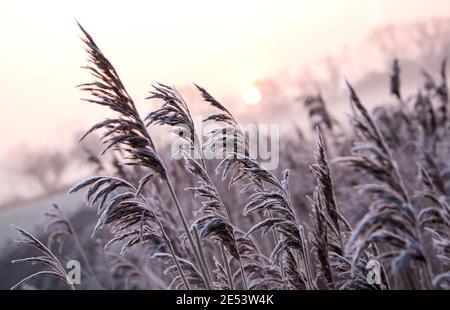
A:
[243, 87, 262, 105]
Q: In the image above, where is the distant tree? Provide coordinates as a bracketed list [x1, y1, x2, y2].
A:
[18, 149, 69, 193]
[369, 18, 450, 66]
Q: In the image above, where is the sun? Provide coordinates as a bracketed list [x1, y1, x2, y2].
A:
[243, 86, 262, 106]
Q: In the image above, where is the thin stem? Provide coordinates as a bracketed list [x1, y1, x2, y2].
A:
[143, 105, 213, 289]
[193, 225, 213, 289]
[139, 194, 191, 290]
[268, 211, 279, 245]
[62, 209, 103, 290]
[165, 177, 206, 283]
[220, 244, 235, 290]
[237, 256, 248, 290]
[141, 117, 205, 288]
[372, 244, 391, 290]
[299, 226, 314, 290]
[99, 243, 115, 290]
[166, 238, 191, 290]
[199, 160, 248, 290]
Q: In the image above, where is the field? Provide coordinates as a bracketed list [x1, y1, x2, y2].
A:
[2, 23, 450, 291]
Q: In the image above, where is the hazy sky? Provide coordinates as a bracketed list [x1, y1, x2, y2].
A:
[1, 0, 450, 153]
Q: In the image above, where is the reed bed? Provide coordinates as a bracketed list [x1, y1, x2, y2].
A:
[9, 26, 450, 290]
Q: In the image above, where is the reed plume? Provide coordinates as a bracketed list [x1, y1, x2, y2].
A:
[11, 226, 75, 290]
[44, 204, 102, 288]
[9, 20, 450, 292]
[302, 91, 337, 134]
[391, 59, 402, 101]
[147, 83, 252, 289]
[340, 82, 434, 289]
[198, 86, 313, 289]
[71, 23, 197, 289]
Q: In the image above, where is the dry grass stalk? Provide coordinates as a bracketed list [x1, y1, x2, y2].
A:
[10, 23, 450, 291]
[147, 83, 249, 289]
[391, 59, 402, 101]
[309, 129, 347, 288]
[11, 226, 75, 290]
[302, 91, 337, 135]
[44, 204, 102, 289]
[106, 252, 163, 289]
[198, 87, 313, 289]
[72, 23, 196, 289]
[339, 81, 437, 289]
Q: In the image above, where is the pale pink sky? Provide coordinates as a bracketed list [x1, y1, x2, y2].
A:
[1, 0, 450, 154]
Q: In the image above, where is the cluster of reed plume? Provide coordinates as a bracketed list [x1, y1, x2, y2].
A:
[11, 24, 450, 290]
